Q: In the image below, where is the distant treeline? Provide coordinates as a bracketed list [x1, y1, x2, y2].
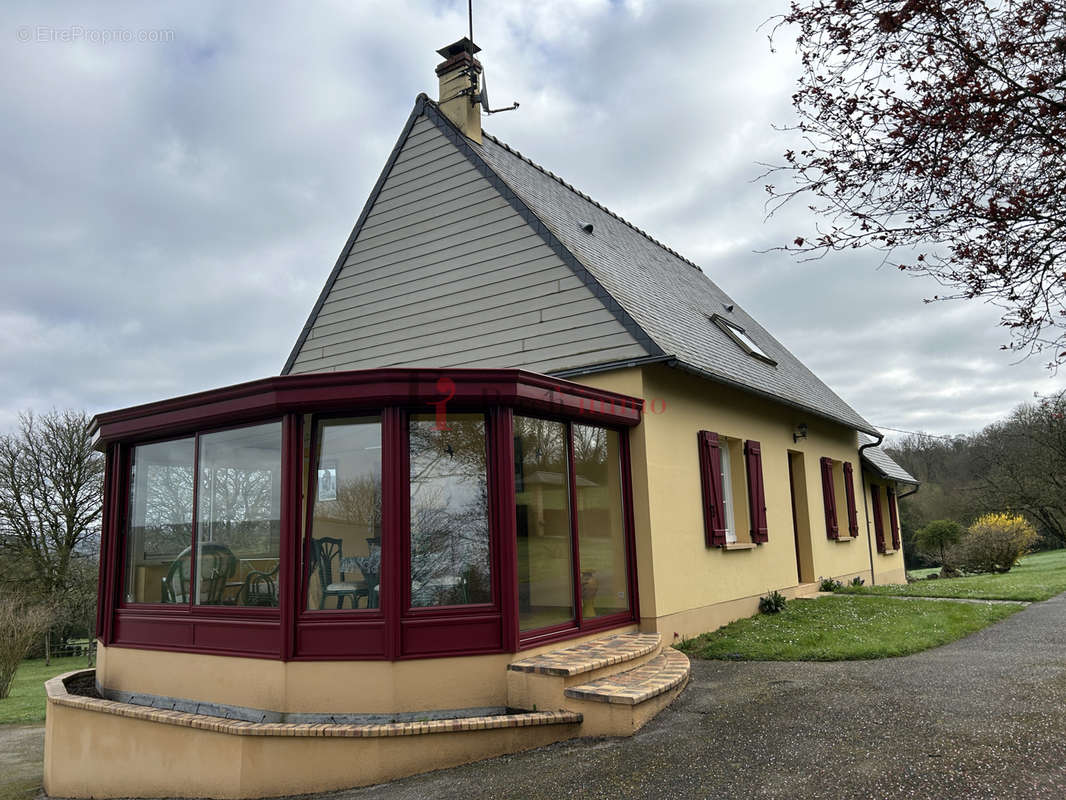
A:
[887, 393, 1066, 568]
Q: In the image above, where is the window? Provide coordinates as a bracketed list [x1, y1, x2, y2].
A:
[513, 419, 633, 634]
[574, 425, 629, 619]
[719, 442, 737, 543]
[305, 418, 382, 611]
[698, 431, 768, 546]
[123, 422, 282, 608]
[409, 414, 491, 607]
[195, 423, 282, 606]
[710, 314, 777, 365]
[514, 417, 574, 631]
[820, 458, 858, 540]
[124, 438, 195, 603]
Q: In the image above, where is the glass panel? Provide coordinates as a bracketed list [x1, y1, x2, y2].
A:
[306, 418, 382, 611]
[721, 444, 736, 544]
[514, 417, 574, 631]
[125, 438, 195, 603]
[574, 425, 629, 619]
[409, 413, 491, 607]
[196, 422, 282, 607]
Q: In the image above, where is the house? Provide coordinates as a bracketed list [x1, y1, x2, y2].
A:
[45, 38, 919, 799]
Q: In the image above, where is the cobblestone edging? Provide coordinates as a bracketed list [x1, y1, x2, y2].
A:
[565, 648, 690, 706]
[46, 671, 582, 738]
[508, 633, 662, 677]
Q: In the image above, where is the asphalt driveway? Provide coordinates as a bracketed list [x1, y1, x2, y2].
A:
[323, 593, 1066, 800]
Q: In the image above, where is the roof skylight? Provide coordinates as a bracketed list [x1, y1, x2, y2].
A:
[710, 315, 776, 366]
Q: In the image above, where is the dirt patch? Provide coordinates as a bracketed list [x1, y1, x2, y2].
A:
[0, 724, 44, 800]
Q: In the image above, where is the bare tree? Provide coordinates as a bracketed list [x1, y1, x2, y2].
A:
[770, 1, 1066, 366]
[0, 588, 52, 699]
[0, 410, 104, 662]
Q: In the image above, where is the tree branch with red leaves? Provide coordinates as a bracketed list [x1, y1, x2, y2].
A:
[768, 0, 1066, 366]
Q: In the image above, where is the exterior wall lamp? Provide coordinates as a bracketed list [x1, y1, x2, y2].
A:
[793, 423, 808, 443]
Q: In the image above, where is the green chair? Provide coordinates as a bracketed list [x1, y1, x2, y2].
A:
[161, 544, 237, 604]
[235, 563, 279, 607]
[310, 537, 366, 609]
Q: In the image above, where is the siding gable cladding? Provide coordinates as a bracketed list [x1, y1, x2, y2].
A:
[285, 105, 648, 375]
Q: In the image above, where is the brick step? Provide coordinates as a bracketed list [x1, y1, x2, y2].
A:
[507, 632, 661, 678]
[564, 647, 690, 706]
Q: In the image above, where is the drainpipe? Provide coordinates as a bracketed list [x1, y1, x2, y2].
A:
[858, 432, 884, 585]
[898, 485, 919, 500]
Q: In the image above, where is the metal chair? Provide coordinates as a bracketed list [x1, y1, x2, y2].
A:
[161, 544, 237, 604]
[310, 537, 366, 609]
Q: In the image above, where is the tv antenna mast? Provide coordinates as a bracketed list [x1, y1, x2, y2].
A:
[468, 0, 519, 115]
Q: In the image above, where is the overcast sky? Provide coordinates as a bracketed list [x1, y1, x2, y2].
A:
[2, 0, 1061, 438]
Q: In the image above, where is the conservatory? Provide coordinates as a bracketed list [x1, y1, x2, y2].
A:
[91, 367, 642, 664]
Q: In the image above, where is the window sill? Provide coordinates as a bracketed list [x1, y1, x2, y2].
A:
[833, 536, 858, 543]
[721, 542, 758, 551]
[880, 548, 896, 555]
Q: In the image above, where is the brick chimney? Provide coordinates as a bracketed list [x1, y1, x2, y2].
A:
[435, 38, 482, 144]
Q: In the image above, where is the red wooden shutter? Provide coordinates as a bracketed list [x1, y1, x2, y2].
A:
[698, 431, 727, 547]
[871, 484, 886, 553]
[820, 456, 839, 539]
[888, 487, 901, 550]
[744, 440, 768, 543]
[843, 462, 859, 537]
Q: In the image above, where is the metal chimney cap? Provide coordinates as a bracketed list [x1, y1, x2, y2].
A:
[437, 37, 481, 59]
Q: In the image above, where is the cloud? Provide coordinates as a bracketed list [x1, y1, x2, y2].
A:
[0, 0, 1059, 437]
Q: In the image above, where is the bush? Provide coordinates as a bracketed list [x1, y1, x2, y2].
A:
[818, 576, 844, 592]
[758, 589, 787, 614]
[850, 576, 865, 587]
[0, 590, 53, 699]
[915, 520, 965, 568]
[951, 513, 1038, 574]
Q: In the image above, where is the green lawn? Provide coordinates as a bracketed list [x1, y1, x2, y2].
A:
[841, 549, 1066, 602]
[0, 656, 89, 725]
[677, 595, 1023, 661]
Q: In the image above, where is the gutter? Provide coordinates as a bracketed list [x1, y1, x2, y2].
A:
[858, 432, 885, 585]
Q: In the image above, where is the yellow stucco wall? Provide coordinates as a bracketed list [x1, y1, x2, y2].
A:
[575, 365, 908, 637]
[97, 625, 636, 714]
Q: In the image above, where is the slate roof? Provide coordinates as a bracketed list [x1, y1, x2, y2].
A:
[859, 434, 919, 486]
[288, 94, 880, 435]
[453, 105, 879, 436]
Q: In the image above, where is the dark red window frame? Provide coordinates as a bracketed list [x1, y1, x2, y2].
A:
[92, 369, 642, 662]
[107, 417, 296, 659]
[516, 416, 640, 649]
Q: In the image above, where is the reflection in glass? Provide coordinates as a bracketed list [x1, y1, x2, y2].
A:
[196, 423, 282, 607]
[306, 418, 382, 610]
[125, 438, 195, 603]
[409, 414, 491, 607]
[514, 417, 574, 631]
[574, 425, 629, 619]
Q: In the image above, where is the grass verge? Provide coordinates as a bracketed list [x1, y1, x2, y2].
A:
[840, 549, 1066, 602]
[677, 595, 1023, 661]
[0, 656, 89, 725]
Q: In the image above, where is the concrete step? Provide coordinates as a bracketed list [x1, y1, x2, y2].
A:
[507, 632, 689, 737]
[564, 648, 690, 706]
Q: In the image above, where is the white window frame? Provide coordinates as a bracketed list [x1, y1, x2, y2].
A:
[720, 444, 736, 544]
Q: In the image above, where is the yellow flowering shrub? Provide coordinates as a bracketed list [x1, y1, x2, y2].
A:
[953, 512, 1038, 574]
